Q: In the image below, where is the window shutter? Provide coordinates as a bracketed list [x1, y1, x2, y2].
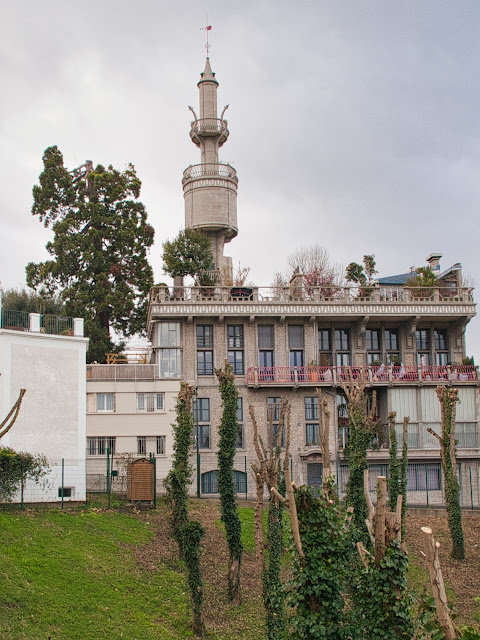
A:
[288, 325, 304, 349]
[258, 325, 274, 349]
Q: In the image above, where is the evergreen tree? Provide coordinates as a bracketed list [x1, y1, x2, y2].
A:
[26, 146, 154, 362]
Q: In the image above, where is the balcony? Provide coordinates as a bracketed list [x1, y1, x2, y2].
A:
[189, 118, 229, 146]
[182, 163, 238, 185]
[245, 365, 478, 388]
[87, 364, 159, 381]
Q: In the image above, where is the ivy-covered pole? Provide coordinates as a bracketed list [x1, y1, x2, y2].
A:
[387, 411, 400, 511]
[250, 401, 287, 639]
[182, 521, 206, 638]
[165, 382, 206, 637]
[215, 361, 243, 605]
[165, 382, 194, 553]
[428, 387, 465, 560]
[342, 372, 380, 541]
[400, 416, 409, 540]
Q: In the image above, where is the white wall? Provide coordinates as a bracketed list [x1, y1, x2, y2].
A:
[0, 330, 88, 503]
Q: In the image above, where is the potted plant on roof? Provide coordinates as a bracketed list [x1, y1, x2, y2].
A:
[345, 254, 378, 300]
[405, 266, 436, 300]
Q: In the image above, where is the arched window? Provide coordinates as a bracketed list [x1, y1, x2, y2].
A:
[201, 470, 247, 495]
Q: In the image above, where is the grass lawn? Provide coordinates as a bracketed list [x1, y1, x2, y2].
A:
[1, 499, 478, 639]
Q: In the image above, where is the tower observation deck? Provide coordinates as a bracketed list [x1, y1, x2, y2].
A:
[183, 58, 238, 280]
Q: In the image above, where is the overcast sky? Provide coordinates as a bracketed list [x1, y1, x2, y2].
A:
[1, 1, 479, 358]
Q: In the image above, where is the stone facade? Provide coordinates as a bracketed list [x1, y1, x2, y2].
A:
[145, 55, 480, 508]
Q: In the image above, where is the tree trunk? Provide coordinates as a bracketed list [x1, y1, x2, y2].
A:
[421, 527, 456, 640]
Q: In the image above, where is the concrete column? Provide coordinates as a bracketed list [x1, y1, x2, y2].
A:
[29, 313, 41, 332]
[73, 318, 84, 337]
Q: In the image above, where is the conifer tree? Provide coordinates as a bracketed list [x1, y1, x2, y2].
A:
[27, 146, 154, 362]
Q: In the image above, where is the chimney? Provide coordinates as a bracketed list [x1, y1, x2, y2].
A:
[426, 253, 442, 274]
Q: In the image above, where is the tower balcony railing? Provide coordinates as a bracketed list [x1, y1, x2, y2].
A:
[245, 365, 479, 387]
[190, 118, 229, 142]
[149, 284, 474, 305]
[182, 163, 238, 185]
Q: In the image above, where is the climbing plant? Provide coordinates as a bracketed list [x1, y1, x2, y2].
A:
[165, 382, 206, 637]
[215, 361, 243, 605]
[341, 372, 380, 540]
[288, 480, 352, 640]
[250, 400, 288, 639]
[165, 382, 194, 552]
[428, 386, 465, 560]
[387, 411, 400, 511]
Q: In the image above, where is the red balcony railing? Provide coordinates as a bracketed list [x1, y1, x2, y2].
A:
[245, 365, 478, 385]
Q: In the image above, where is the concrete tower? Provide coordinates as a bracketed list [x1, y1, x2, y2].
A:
[182, 58, 238, 282]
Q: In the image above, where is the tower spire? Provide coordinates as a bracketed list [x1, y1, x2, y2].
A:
[182, 57, 238, 283]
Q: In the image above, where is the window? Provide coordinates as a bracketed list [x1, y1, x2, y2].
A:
[96, 393, 114, 412]
[228, 325, 244, 348]
[156, 435, 166, 455]
[434, 329, 449, 365]
[318, 329, 332, 366]
[198, 424, 211, 449]
[158, 322, 181, 377]
[366, 329, 382, 364]
[305, 396, 319, 420]
[193, 398, 211, 449]
[416, 329, 431, 366]
[197, 350, 214, 376]
[136, 393, 165, 412]
[267, 397, 285, 447]
[367, 464, 389, 492]
[407, 463, 441, 491]
[335, 329, 351, 366]
[159, 349, 181, 378]
[137, 436, 146, 455]
[58, 487, 72, 498]
[228, 325, 244, 375]
[201, 470, 247, 494]
[87, 437, 116, 456]
[305, 397, 319, 445]
[197, 325, 213, 375]
[236, 398, 244, 448]
[288, 325, 304, 368]
[158, 322, 180, 346]
[258, 325, 274, 368]
[385, 329, 400, 365]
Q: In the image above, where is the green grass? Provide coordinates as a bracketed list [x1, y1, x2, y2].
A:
[0, 508, 192, 639]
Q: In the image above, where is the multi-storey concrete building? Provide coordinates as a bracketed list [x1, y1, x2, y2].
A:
[85, 357, 179, 492]
[145, 55, 480, 506]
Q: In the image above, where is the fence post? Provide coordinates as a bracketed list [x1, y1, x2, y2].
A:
[426, 466, 429, 508]
[61, 458, 65, 509]
[106, 447, 111, 508]
[153, 456, 157, 509]
[20, 458, 24, 509]
[244, 455, 247, 501]
[470, 466, 474, 511]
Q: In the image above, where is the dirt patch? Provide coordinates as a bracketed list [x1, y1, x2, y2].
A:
[132, 500, 265, 635]
[406, 512, 480, 625]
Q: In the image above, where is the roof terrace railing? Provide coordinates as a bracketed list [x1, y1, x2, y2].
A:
[0, 310, 81, 336]
[149, 285, 474, 305]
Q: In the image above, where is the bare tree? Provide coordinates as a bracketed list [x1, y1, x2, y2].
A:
[271, 245, 344, 290]
[0, 389, 26, 439]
